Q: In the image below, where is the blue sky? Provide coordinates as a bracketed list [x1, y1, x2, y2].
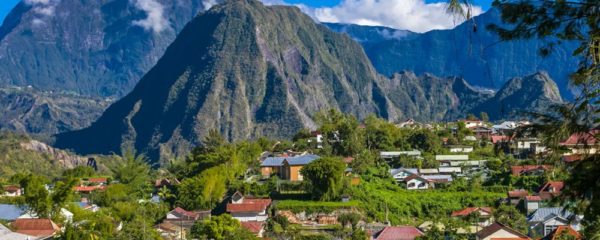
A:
[0, 0, 492, 32]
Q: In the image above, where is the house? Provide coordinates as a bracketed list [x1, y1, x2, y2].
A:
[380, 150, 422, 160]
[540, 225, 582, 240]
[73, 185, 106, 194]
[259, 154, 319, 181]
[560, 130, 600, 155]
[508, 190, 529, 205]
[419, 168, 439, 175]
[155, 221, 186, 240]
[451, 207, 493, 227]
[240, 221, 265, 238]
[438, 167, 462, 175]
[476, 222, 530, 240]
[163, 207, 210, 229]
[85, 178, 108, 186]
[511, 165, 552, 177]
[405, 175, 433, 190]
[373, 226, 424, 240]
[492, 121, 519, 135]
[2, 185, 22, 197]
[528, 208, 582, 237]
[436, 155, 469, 167]
[538, 182, 564, 200]
[464, 120, 485, 129]
[491, 135, 511, 144]
[472, 126, 493, 139]
[12, 218, 60, 239]
[18, 208, 73, 224]
[226, 192, 271, 222]
[0, 224, 34, 240]
[0, 204, 26, 221]
[422, 175, 453, 184]
[525, 196, 542, 214]
[389, 168, 419, 182]
[447, 145, 474, 153]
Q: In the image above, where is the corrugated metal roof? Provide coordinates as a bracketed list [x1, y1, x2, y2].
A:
[435, 155, 469, 161]
[528, 208, 573, 223]
[260, 155, 319, 167]
[0, 204, 26, 221]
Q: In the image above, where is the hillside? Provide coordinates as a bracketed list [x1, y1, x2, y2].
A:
[469, 72, 564, 120]
[0, 87, 110, 136]
[0, 0, 214, 97]
[325, 9, 580, 99]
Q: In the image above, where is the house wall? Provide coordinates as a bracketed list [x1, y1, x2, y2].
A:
[289, 166, 304, 181]
[407, 179, 429, 190]
[231, 212, 268, 222]
[261, 167, 277, 178]
[478, 229, 522, 240]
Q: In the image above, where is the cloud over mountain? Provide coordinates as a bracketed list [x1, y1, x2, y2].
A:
[132, 0, 169, 33]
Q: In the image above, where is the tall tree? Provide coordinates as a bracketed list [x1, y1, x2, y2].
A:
[300, 157, 346, 201]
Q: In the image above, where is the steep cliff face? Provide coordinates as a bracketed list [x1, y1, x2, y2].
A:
[377, 71, 493, 122]
[326, 9, 580, 99]
[470, 72, 564, 120]
[0, 87, 110, 136]
[0, 0, 214, 97]
[54, 0, 392, 159]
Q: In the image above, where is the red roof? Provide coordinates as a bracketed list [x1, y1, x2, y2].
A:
[3, 185, 20, 192]
[525, 195, 542, 201]
[508, 190, 529, 198]
[13, 218, 60, 237]
[240, 221, 264, 234]
[343, 157, 355, 164]
[492, 135, 511, 144]
[562, 155, 582, 163]
[374, 226, 424, 240]
[404, 174, 429, 183]
[451, 207, 492, 217]
[538, 181, 564, 200]
[74, 185, 106, 192]
[511, 165, 552, 176]
[543, 225, 582, 240]
[169, 207, 201, 220]
[227, 198, 272, 213]
[560, 130, 600, 146]
[87, 178, 107, 183]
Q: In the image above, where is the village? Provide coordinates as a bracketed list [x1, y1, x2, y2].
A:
[0, 114, 591, 240]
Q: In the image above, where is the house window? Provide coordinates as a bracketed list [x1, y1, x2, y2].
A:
[418, 182, 426, 188]
[408, 182, 415, 188]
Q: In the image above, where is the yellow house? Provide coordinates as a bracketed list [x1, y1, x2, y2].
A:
[260, 155, 319, 181]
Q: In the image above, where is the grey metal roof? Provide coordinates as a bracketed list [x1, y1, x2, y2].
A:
[0, 224, 35, 240]
[260, 154, 319, 167]
[0, 204, 26, 221]
[528, 207, 573, 223]
[389, 168, 418, 176]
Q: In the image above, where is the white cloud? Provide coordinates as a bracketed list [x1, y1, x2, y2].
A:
[202, 0, 219, 10]
[24, 0, 59, 17]
[131, 0, 169, 33]
[263, 0, 483, 33]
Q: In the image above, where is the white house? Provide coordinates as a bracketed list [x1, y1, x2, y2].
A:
[464, 120, 485, 129]
[405, 175, 432, 190]
[226, 192, 272, 222]
[438, 167, 462, 174]
[448, 145, 474, 153]
[18, 208, 73, 223]
[380, 150, 422, 159]
[528, 208, 582, 237]
[389, 168, 419, 182]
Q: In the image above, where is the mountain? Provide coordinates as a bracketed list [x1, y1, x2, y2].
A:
[54, 0, 393, 159]
[0, 87, 110, 136]
[54, 1, 562, 161]
[322, 23, 415, 44]
[325, 9, 580, 99]
[378, 71, 493, 121]
[469, 72, 563, 120]
[0, 0, 215, 97]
